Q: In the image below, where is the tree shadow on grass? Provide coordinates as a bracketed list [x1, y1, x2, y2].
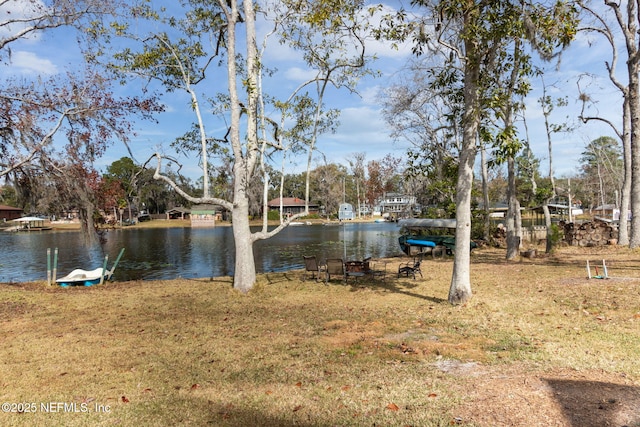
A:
[150, 395, 324, 427]
[544, 378, 640, 427]
[342, 275, 447, 304]
[206, 402, 321, 427]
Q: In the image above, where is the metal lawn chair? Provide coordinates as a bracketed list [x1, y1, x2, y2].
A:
[325, 258, 346, 283]
[303, 255, 325, 282]
[368, 260, 388, 282]
[397, 253, 424, 279]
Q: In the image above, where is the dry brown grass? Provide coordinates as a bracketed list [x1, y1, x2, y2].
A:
[0, 246, 639, 426]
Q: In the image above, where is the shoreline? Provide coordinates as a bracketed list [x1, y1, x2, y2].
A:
[12, 217, 388, 231]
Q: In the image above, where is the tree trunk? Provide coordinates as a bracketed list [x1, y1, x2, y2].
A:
[78, 203, 98, 246]
[449, 40, 478, 304]
[628, 62, 640, 247]
[543, 204, 553, 253]
[449, 136, 476, 305]
[618, 98, 631, 245]
[231, 184, 257, 292]
[481, 145, 491, 242]
[505, 156, 521, 259]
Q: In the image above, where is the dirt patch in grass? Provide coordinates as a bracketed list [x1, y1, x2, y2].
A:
[448, 364, 640, 427]
[0, 246, 639, 426]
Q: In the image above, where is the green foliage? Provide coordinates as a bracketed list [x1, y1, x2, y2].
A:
[547, 223, 562, 251]
[0, 186, 18, 207]
[470, 201, 491, 240]
[578, 136, 623, 207]
[421, 206, 449, 220]
[580, 136, 622, 171]
[267, 210, 280, 221]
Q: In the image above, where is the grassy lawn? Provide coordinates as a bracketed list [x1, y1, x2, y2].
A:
[0, 246, 639, 426]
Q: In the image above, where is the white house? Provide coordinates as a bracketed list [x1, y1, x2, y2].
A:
[378, 193, 418, 218]
[338, 203, 355, 220]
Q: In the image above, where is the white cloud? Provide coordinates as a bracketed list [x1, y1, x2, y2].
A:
[9, 50, 57, 74]
[359, 84, 382, 105]
[283, 67, 319, 82]
[315, 105, 407, 165]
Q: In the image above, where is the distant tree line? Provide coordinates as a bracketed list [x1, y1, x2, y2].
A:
[1, 139, 623, 229]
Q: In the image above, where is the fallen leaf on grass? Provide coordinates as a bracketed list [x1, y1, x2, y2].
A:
[428, 393, 438, 398]
[121, 396, 129, 403]
[399, 343, 417, 354]
[293, 405, 303, 412]
[191, 383, 200, 390]
[386, 403, 399, 411]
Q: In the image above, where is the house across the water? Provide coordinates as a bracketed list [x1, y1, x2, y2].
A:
[0, 205, 23, 222]
[267, 197, 319, 218]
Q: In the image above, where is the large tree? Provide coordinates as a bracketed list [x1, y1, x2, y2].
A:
[96, 0, 377, 292]
[381, 58, 463, 216]
[579, 136, 623, 209]
[2, 71, 160, 242]
[1, 1, 161, 245]
[381, 0, 577, 304]
[577, 1, 636, 246]
[0, 0, 124, 177]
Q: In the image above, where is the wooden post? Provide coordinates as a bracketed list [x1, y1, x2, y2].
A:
[47, 248, 51, 286]
[109, 248, 125, 279]
[52, 248, 58, 284]
[99, 255, 109, 285]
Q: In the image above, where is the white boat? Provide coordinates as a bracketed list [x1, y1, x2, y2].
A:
[54, 248, 125, 287]
[56, 268, 113, 287]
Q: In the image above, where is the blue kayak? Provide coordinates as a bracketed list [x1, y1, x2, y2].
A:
[405, 239, 436, 247]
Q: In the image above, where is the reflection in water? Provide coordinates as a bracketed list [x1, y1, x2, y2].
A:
[0, 222, 404, 282]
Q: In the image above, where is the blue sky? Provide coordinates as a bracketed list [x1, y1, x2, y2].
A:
[1, 1, 623, 182]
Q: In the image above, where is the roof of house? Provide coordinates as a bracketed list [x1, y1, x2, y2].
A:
[267, 197, 318, 207]
[191, 204, 221, 212]
[0, 205, 22, 211]
[166, 207, 190, 214]
[594, 204, 617, 210]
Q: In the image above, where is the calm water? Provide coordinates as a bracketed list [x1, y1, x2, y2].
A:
[0, 222, 405, 283]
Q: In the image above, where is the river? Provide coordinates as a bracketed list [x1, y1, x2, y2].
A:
[0, 222, 406, 283]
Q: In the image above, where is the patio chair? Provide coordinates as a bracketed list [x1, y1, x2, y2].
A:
[398, 253, 423, 279]
[368, 260, 388, 282]
[325, 258, 346, 283]
[303, 255, 325, 282]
